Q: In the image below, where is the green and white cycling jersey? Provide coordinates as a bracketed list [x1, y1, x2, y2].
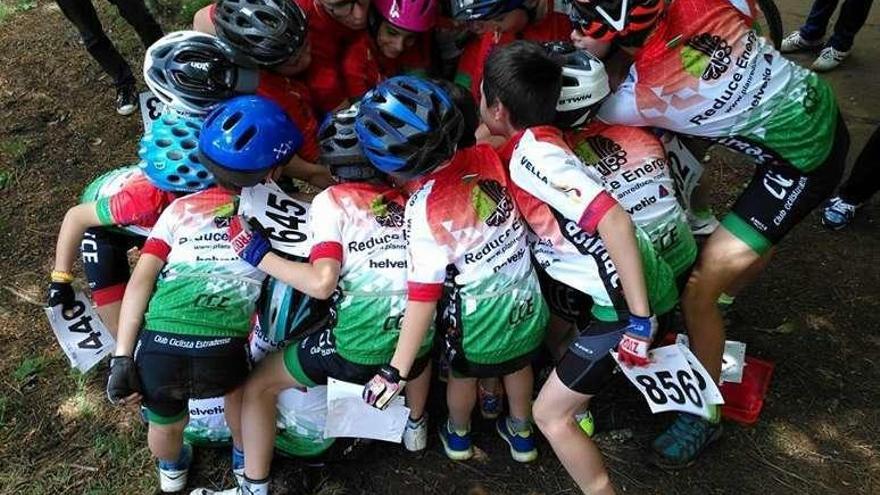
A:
[405, 145, 548, 365]
[566, 123, 697, 277]
[307, 182, 431, 365]
[140, 187, 266, 337]
[597, 0, 838, 173]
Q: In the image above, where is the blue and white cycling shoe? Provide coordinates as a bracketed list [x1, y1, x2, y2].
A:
[158, 443, 192, 493]
[821, 196, 859, 230]
[439, 420, 473, 461]
[496, 417, 538, 463]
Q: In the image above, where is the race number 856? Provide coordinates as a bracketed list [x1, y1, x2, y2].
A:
[634, 369, 705, 408]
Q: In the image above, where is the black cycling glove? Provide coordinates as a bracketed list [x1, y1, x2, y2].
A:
[106, 356, 141, 404]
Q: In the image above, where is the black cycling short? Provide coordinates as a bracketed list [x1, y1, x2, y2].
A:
[134, 330, 250, 424]
[556, 314, 675, 396]
[536, 266, 593, 328]
[719, 114, 849, 254]
[284, 327, 430, 387]
[80, 227, 144, 306]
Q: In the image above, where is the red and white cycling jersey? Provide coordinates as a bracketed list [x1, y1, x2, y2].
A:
[565, 123, 697, 276]
[308, 182, 416, 364]
[79, 165, 176, 237]
[405, 145, 534, 301]
[501, 126, 624, 319]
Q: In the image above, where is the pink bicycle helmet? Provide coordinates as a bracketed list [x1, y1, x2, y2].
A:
[372, 0, 438, 32]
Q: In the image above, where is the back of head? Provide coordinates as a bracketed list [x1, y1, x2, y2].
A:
[433, 79, 479, 148]
[355, 76, 464, 180]
[371, 0, 438, 33]
[483, 40, 563, 129]
[198, 95, 303, 188]
[138, 109, 215, 192]
[318, 103, 381, 183]
[542, 42, 610, 129]
[212, 0, 309, 68]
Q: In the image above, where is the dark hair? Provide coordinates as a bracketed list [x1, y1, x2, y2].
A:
[482, 40, 563, 128]
[433, 79, 478, 148]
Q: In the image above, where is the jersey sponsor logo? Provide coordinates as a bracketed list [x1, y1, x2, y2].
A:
[687, 31, 761, 125]
[190, 405, 225, 416]
[471, 179, 513, 227]
[682, 34, 732, 81]
[347, 232, 403, 252]
[369, 258, 407, 269]
[371, 196, 405, 228]
[625, 195, 658, 215]
[575, 135, 628, 177]
[520, 156, 549, 184]
[659, 184, 670, 198]
[463, 218, 524, 265]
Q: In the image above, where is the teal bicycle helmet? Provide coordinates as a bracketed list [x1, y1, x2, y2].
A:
[138, 109, 215, 192]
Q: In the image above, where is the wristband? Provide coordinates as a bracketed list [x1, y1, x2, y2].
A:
[51, 271, 74, 283]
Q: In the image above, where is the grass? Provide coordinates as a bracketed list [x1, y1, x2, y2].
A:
[13, 355, 45, 383]
[0, 0, 36, 23]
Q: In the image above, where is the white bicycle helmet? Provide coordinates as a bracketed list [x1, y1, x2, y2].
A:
[144, 30, 259, 115]
[544, 41, 611, 129]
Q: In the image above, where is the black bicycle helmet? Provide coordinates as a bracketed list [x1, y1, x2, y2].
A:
[318, 103, 380, 182]
[212, 0, 309, 68]
[144, 31, 259, 115]
[448, 0, 522, 20]
[355, 76, 463, 180]
[543, 41, 610, 128]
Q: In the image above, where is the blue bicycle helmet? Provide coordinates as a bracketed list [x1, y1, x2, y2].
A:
[138, 109, 214, 192]
[355, 76, 463, 180]
[198, 95, 303, 187]
[318, 103, 380, 182]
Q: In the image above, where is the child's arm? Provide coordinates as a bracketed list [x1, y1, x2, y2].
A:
[257, 253, 341, 299]
[53, 202, 101, 275]
[114, 254, 163, 357]
[49, 203, 103, 312]
[597, 206, 650, 318]
[106, 253, 163, 406]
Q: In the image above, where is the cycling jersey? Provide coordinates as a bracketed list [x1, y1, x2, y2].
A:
[500, 126, 677, 321]
[566, 123, 697, 277]
[256, 72, 320, 162]
[597, 0, 838, 173]
[341, 33, 430, 99]
[306, 182, 431, 365]
[79, 165, 176, 237]
[454, 9, 571, 101]
[406, 144, 548, 366]
[296, 0, 362, 112]
[141, 187, 266, 337]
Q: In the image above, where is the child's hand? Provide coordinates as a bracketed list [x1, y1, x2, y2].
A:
[106, 356, 142, 405]
[228, 215, 271, 267]
[47, 280, 76, 316]
[363, 365, 407, 410]
[617, 315, 657, 367]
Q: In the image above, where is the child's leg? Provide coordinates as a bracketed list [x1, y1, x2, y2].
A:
[404, 360, 432, 420]
[223, 386, 244, 451]
[148, 417, 188, 462]
[241, 351, 302, 481]
[446, 374, 477, 430]
[533, 371, 614, 495]
[501, 365, 533, 422]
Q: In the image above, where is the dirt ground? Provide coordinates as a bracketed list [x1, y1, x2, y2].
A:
[0, 1, 878, 494]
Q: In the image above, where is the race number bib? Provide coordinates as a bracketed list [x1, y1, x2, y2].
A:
[239, 180, 313, 259]
[613, 344, 723, 418]
[662, 133, 705, 213]
[45, 292, 115, 373]
[139, 91, 165, 133]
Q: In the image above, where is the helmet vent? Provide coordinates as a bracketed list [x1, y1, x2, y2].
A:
[223, 111, 244, 130]
[235, 126, 257, 150]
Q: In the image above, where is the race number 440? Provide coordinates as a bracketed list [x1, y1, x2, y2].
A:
[239, 180, 313, 259]
[45, 292, 115, 373]
[613, 344, 723, 419]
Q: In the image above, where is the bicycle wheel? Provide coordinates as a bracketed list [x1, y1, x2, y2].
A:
[753, 0, 784, 48]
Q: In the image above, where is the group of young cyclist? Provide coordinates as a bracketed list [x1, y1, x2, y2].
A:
[45, 0, 857, 493]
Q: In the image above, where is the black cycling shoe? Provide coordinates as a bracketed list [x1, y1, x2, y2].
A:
[116, 84, 138, 116]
